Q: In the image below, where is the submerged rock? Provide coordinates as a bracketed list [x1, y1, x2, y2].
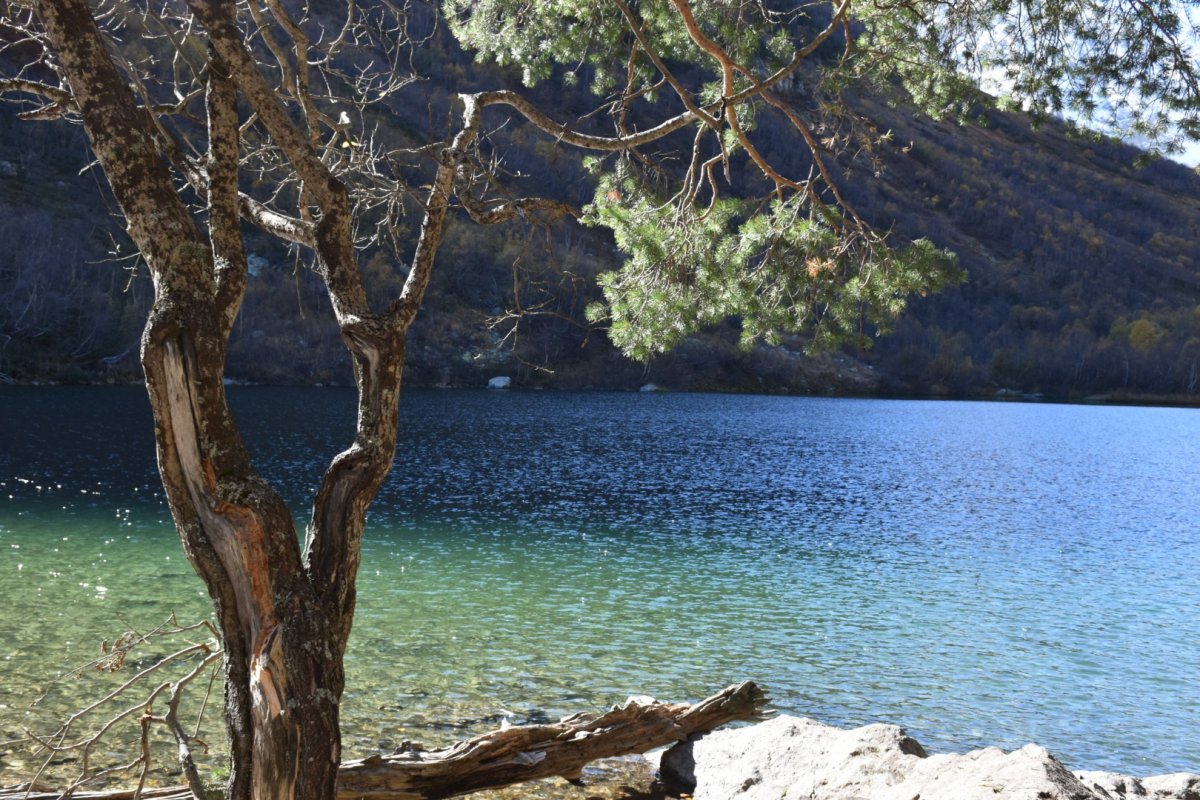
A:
[658, 715, 1199, 800]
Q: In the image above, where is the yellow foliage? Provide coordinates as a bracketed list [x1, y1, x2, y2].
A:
[1128, 318, 1164, 351]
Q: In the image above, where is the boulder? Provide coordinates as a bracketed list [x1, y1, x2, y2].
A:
[486, 376, 511, 390]
[658, 715, 1199, 800]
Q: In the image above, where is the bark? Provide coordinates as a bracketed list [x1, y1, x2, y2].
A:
[2, 683, 771, 800]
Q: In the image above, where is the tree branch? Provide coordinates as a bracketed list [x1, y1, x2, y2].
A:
[388, 91, 488, 326]
[609, 0, 721, 131]
[31, 0, 207, 291]
[186, 0, 344, 213]
[0, 78, 72, 105]
[238, 194, 316, 248]
[0, 78, 77, 119]
[206, 54, 248, 339]
[458, 194, 581, 226]
[188, 0, 372, 327]
[477, 89, 699, 151]
[336, 681, 771, 799]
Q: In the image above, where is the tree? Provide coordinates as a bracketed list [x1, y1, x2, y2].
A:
[1, 1, 1196, 799]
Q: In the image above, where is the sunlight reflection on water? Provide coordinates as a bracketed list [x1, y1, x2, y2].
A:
[0, 387, 1197, 790]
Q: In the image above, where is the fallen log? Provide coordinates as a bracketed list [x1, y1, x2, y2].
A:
[2, 681, 771, 800]
[337, 680, 771, 799]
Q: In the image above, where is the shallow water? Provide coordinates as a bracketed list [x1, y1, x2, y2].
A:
[1, 387, 1197, 789]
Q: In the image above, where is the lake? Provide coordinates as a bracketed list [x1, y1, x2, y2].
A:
[0, 386, 1197, 787]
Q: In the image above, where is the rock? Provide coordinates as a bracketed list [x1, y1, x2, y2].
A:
[1142, 774, 1200, 800]
[903, 744, 1096, 800]
[657, 715, 1199, 800]
[639, 383, 664, 392]
[1075, 770, 1151, 797]
[486, 376, 511, 390]
[658, 717, 925, 799]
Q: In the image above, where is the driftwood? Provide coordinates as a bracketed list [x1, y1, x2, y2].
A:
[336, 680, 771, 799]
[3, 682, 771, 800]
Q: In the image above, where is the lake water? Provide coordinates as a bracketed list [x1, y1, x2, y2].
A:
[1, 387, 1197, 787]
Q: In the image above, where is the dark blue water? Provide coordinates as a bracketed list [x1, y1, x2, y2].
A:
[1, 387, 1197, 780]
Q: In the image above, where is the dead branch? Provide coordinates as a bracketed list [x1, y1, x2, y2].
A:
[4, 616, 221, 800]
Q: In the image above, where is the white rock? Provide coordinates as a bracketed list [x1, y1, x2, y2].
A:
[1075, 770, 1150, 797]
[486, 376, 511, 390]
[658, 715, 1199, 800]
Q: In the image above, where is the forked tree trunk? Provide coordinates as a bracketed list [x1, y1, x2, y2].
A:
[32, 4, 388, 800]
[142, 327, 350, 800]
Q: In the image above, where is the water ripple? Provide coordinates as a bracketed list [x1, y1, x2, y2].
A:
[0, 387, 1196, 779]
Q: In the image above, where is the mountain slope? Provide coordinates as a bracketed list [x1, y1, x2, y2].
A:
[2, 18, 1198, 398]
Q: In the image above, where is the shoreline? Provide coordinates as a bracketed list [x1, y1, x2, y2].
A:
[4, 379, 1199, 410]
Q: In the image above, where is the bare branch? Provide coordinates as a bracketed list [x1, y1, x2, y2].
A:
[186, 0, 344, 213]
[187, 0, 372, 329]
[477, 89, 700, 151]
[8, 617, 220, 800]
[162, 653, 223, 800]
[455, 171, 582, 227]
[0, 78, 77, 119]
[0, 78, 73, 106]
[388, 91, 488, 325]
[238, 194, 316, 248]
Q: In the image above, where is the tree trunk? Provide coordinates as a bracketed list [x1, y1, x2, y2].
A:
[141, 312, 347, 800]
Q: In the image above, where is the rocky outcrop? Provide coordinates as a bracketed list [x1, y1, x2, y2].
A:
[657, 716, 1199, 800]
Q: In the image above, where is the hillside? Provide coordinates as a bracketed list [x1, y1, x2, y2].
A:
[853, 95, 1200, 399]
[2, 13, 1199, 400]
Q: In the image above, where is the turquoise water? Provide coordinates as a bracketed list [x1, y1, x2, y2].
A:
[1, 387, 1197, 784]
